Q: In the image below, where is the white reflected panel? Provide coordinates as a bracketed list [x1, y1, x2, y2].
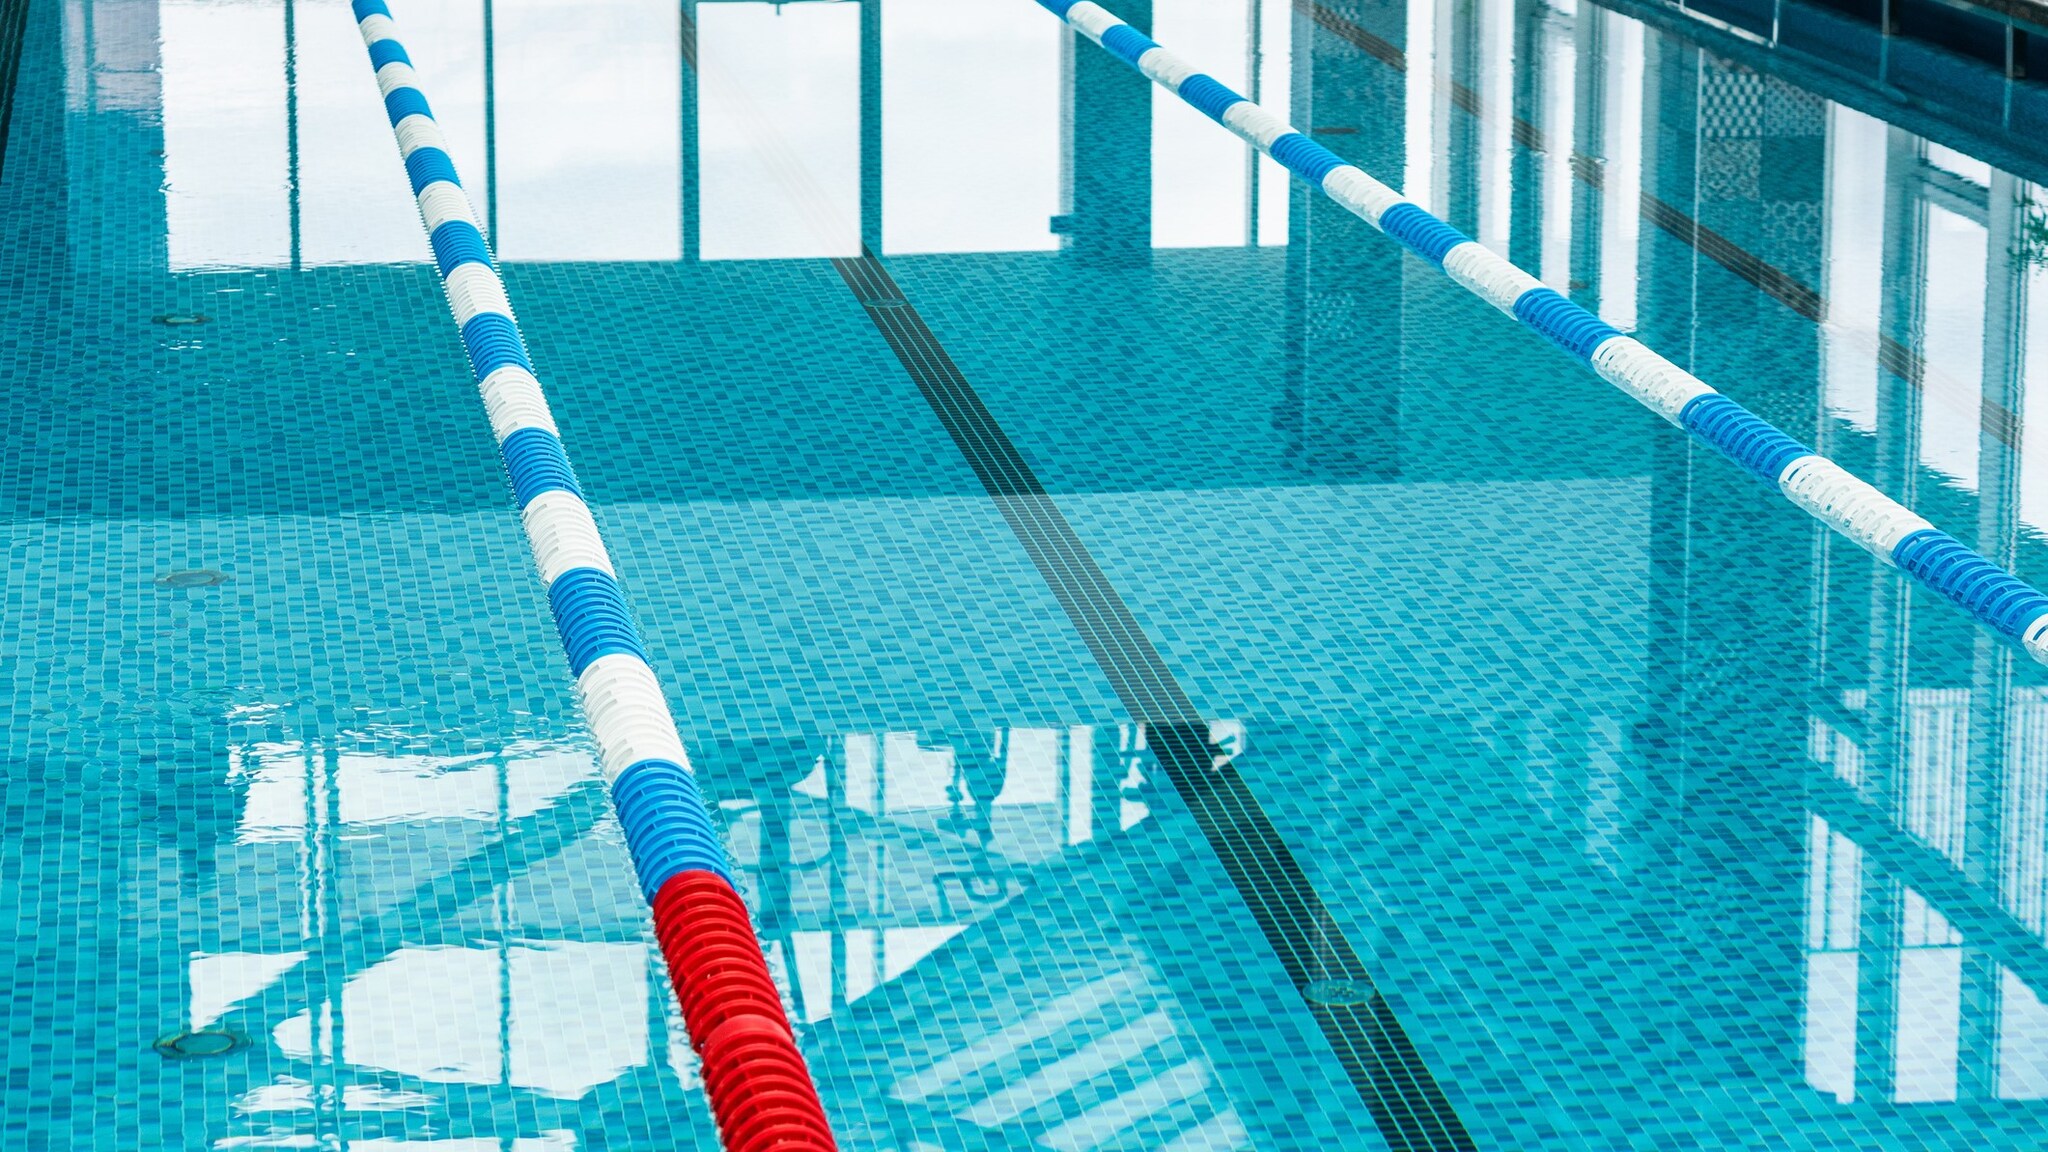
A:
[1067, 724, 1094, 845]
[793, 931, 833, 1023]
[1804, 951, 1857, 1102]
[1152, 0, 1247, 248]
[882, 926, 967, 979]
[1821, 104, 1886, 434]
[496, 0, 678, 260]
[1536, 7, 1575, 290]
[1804, 815, 1861, 951]
[996, 728, 1059, 805]
[1893, 940, 1962, 1103]
[230, 742, 593, 840]
[882, 731, 953, 811]
[2021, 198, 2048, 533]
[296, 0, 431, 264]
[1926, 142, 1991, 188]
[1475, 0, 1512, 254]
[161, 0, 288, 269]
[1920, 205, 1987, 490]
[1801, 817, 1861, 1102]
[190, 952, 306, 1029]
[2001, 968, 2048, 1099]
[844, 733, 879, 813]
[700, 1, 859, 260]
[1403, 0, 1442, 212]
[1905, 688, 1969, 865]
[274, 945, 648, 1097]
[1596, 11, 1641, 330]
[882, 0, 1059, 254]
[2007, 686, 2048, 935]
[354, 1138, 576, 1152]
[280, 947, 504, 1082]
[510, 943, 649, 1098]
[1254, 0, 1289, 247]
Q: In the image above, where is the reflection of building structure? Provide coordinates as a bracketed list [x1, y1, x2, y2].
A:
[168, 718, 1207, 1150]
[14, 0, 2048, 1148]
[1800, 73, 2048, 1104]
[1305, 0, 2048, 1128]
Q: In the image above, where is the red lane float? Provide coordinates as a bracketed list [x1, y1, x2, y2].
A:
[654, 870, 836, 1150]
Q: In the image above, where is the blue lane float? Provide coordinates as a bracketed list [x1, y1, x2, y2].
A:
[347, 4, 837, 1149]
[1034, 0, 2048, 663]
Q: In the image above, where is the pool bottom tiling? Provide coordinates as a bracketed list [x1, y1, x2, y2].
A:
[5, 0, 2048, 1148]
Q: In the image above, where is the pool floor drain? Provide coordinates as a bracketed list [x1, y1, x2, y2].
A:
[154, 1029, 246, 1059]
[153, 313, 209, 326]
[156, 569, 230, 588]
[1302, 978, 1375, 1006]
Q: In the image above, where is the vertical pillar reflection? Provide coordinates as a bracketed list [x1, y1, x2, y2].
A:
[1849, 125, 1930, 1106]
[1958, 170, 2030, 1099]
[681, 0, 698, 261]
[1063, 0, 1150, 263]
[1569, 5, 1605, 318]
[1508, 0, 1544, 274]
[860, 0, 882, 253]
[1292, 0, 1404, 480]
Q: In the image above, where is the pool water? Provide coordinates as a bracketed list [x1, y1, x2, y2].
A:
[4, 0, 2048, 1148]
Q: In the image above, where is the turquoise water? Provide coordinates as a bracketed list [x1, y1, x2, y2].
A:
[4, 0, 2048, 1148]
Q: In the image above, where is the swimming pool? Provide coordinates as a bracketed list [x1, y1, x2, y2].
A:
[4, 0, 2048, 1147]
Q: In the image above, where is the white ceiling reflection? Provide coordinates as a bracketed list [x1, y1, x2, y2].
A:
[215, 1131, 577, 1139]
[881, 0, 1060, 255]
[273, 943, 649, 1099]
[297, 0, 484, 265]
[782, 926, 967, 1024]
[150, 0, 1316, 267]
[697, 0, 860, 260]
[1150, 0, 1252, 250]
[190, 950, 308, 1028]
[229, 741, 596, 841]
[349, 1138, 577, 1152]
[233, 1078, 437, 1113]
[494, 0, 680, 261]
[160, 0, 291, 269]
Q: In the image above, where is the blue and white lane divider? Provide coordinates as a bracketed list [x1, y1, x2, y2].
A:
[1037, 0, 2048, 663]
[348, 9, 839, 1148]
[352, 0, 730, 905]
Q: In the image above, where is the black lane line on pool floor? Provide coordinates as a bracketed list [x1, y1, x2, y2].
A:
[0, 0, 32, 184]
[830, 247, 1478, 1152]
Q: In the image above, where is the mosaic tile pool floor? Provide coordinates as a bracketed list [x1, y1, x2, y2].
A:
[5, 0, 2048, 1148]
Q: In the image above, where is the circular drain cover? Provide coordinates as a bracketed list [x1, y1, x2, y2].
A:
[156, 569, 229, 588]
[1302, 978, 1375, 1006]
[154, 1029, 246, 1059]
[153, 313, 209, 326]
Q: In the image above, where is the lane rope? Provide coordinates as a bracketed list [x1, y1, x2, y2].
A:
[348, 5, 838, 1148]
[1037, 0, 2048, 662]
